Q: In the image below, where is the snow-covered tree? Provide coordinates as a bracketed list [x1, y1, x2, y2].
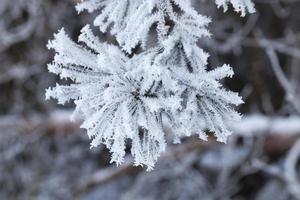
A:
[46, 0, 255, 170]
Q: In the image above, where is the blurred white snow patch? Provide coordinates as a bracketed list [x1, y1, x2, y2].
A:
[201, 148, 248, 170]
[233, 115, 268, 136]
[233, 115, 300, 136]
[272, 116, 300, 135]
[49, 109, 75, 123]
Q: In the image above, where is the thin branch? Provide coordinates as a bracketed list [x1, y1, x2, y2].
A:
[265, 47, 300, 113]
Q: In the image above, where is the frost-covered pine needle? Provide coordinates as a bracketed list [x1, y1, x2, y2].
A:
[46, 0, 255, 170]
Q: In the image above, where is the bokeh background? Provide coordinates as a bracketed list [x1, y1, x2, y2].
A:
[1, 0, 300, 199]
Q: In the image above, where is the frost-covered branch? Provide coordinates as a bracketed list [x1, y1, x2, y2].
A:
[46, 0, 255, 169]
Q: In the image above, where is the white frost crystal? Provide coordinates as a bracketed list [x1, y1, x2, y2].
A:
[46, 0, 254, 170]
[215, 0, 255, 16]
